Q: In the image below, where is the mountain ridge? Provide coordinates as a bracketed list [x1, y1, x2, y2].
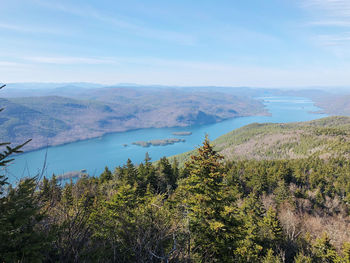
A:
[171, 116, 350, 164]
[0, 88, 267, 151]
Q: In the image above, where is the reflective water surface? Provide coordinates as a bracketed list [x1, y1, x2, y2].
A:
[7, 97, 327, 183]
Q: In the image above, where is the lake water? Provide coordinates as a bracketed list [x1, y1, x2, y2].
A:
[7, 96, 327, 183]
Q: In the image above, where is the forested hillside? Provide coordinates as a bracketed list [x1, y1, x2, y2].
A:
[3, 134, 350, 262]
[173, 116, 350, 165]
[3, 85, 350, 263]
[0, 87, 267, 151]
[313, 95, 350, 116]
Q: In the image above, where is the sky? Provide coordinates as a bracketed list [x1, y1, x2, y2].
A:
[1, 0, 350, 87]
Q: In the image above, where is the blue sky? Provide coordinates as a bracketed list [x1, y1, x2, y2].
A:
[1, 0, 350, 87]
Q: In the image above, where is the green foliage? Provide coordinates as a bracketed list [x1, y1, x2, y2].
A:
[312, 233, 340, 263]
[156, 156, 177, 192]
[0, 178, 46, 262]
[294, 252, 313, 263]
[176, 136, 240, 262]
[5, 133, 350, 262]
[100, 166, 112, 183]
[262, 249, 282, 263]
[259, 207, 283, 250]
[235, 194, 265, 262]
[342, 242, 350, 263]
[62, 179, 74, 206]
[172, 116, 350, 165]
[274, 180, 292, 205]
[0, 84, 46, 262]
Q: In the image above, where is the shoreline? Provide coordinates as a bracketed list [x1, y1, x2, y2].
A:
[15, 112, 270, 155]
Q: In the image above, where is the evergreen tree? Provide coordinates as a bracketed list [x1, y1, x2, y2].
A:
[294, 253, 313, 263]
[0, 84, 45, 262]
[312, 233, 340, 263]
[157, 157, 176, 193]
[172, 157, 180, 182]
[0, 178, 46, 262]
[259, 207, 283, 252]
[62, 179, 74, 207]
[235, 194, 265, 262]
[262, 249, 282, 263]
[49, 174, 62, 204]
[342, 242, 350, 263]
[100, 166, 113, 183]
[138, 153, 157, 193]
[40, 176, 51, 201]
[177, 136, 240, 262]
[124, 158, 138, 184]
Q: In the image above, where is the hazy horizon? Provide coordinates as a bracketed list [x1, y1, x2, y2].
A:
[2, 82, 349, 92]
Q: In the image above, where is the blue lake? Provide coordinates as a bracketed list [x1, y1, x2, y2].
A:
[7, 96, 327, 183]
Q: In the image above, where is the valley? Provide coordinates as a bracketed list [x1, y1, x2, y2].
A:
[7, 96, 326, 182]
[0, 85, 267, 151]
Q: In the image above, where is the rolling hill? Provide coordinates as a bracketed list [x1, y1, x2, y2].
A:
[172, 116, 350, 164]
[0, 87, 267, 151]
[313, 95, 350, 116]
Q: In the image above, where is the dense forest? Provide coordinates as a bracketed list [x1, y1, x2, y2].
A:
[2, 133, 350, 262]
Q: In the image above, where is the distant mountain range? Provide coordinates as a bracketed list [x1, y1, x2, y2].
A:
[2, 83, 350, 152]
[0, 85, 268, 151]
[1, 82, 340, 98]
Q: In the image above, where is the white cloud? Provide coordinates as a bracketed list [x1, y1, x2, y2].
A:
[16, 55, 253, 69]
[315, 33, 350, 46]
[303, 0, 350, 18]
[302, 0, 350, 28]
[307, 20, 350, 27]
[2, 55, 350, 87]
[24, 56, 118, 65]
[32, 0, 196, 46]
[301, 0, 350, 55]
[0, 61, 26, 67]
[0, 22, 72, 35]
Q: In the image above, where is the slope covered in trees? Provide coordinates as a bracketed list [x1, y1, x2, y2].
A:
[0, 86, 267, 151]
[3, 136, 350, 262]
[172, 116, 350, 165]
[2, 84, 350, 263]
[312, 94, 350, 116]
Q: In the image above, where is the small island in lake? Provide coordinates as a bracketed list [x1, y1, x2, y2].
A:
[56, 169, 88, 181]
[132, 138, 185, 147]
[172, 131, 192, 136]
